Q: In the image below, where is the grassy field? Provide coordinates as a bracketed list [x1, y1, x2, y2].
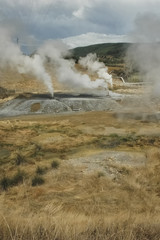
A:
[0, 43, 158, 239]
[0, 111, 160, 239]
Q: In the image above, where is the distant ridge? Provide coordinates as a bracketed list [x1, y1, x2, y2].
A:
[72, 42, 132, 65]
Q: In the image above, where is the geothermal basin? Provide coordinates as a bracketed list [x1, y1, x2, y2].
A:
[1, 90, 160, 123]
[0, 91, 122, 117]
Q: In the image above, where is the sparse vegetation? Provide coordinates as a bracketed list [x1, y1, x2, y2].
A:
[36, 166, 47, 175]
[51, 160, 60, 169]
[14, 153, 25, 165]
[0, 169, 26, 190]
[32, 175, 45, 186]
[11, 169, 26, 186]
[97, 171, 105, 178]
[0, 176, 11, 191]
[93, 133, 160, 149]
[0, 112, 160, 239]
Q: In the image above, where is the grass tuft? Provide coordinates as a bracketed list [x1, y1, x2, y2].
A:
[36, 166, 47, 175]
[11, 169, 26, 186]
[0, 170, 26, 190]
[14, 153, 25, 165]
[97, 171, 105, 178]
[51, 160, 60, 169]
[0, 176, 11, 191]
[32, 175, 45, 186]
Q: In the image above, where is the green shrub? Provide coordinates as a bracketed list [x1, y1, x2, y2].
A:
[32, 176, 45, 186]
[51, 160, 60, 169]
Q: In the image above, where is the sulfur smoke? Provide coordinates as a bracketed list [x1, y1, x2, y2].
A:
[127, 13, 160, 97]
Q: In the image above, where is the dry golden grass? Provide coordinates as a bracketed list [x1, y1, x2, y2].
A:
[0, 210, 160, 240]
[0, 112, 160, 239]
[0, 63, 102, 95]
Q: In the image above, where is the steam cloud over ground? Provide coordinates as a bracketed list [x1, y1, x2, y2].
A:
[0, 26, 112, 96]
[127, 13, 160, 97]
[0, 26, 54, 96]
[38, 41, 112, 93]
[79, 53, 112, 88]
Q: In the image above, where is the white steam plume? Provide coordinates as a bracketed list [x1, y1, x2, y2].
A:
[0, 25, 112, 95]
[127, 13, 160, 97]
[38, 41, 112, 91]
[0, 26, 54, 96]
[79, 53, 112, 88]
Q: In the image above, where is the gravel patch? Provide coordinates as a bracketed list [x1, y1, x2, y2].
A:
[0, 99, 72, 117]
[67, 151, 147, 178]
[0, 97, 121, 117]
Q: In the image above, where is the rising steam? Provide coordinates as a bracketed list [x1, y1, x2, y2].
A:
[38, 41, 112, 92]
[0, 26, 54, 96]
[127, 13, 160, 97]
[79, 53, 112, 88]
[0, 26, 112, 95]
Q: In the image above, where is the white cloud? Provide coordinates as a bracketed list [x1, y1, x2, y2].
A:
[62, 32, 131, 48]
[73, 7, 85, 19]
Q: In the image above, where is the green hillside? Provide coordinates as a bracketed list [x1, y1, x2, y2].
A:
[72, 43, 131, 66]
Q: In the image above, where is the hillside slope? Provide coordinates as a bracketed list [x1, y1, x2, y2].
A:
[72, 43, 131, 65]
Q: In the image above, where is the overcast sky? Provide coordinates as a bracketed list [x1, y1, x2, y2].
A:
[0, 0, 160, 48]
